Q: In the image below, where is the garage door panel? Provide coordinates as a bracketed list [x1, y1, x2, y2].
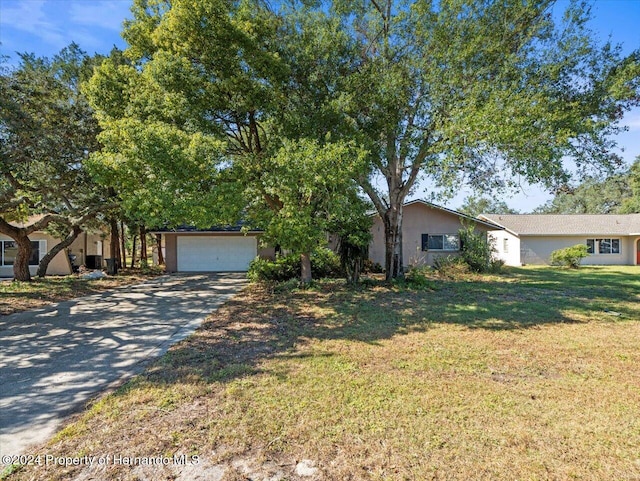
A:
[177, 236, 256, 272]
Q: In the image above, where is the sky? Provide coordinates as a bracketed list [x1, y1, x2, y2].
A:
[1, 0, 639, 212]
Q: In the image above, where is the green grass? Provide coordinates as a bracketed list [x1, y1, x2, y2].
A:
[10, 266, 640, 480]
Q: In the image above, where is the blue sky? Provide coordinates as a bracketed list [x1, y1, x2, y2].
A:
[1, 0, 639, 211]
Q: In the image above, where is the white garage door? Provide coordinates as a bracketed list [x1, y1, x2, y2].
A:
[177, 236, 257, 272]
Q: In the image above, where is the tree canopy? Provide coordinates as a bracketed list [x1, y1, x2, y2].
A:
[458, 195, 520, 217]
[534, 157, 639, 214]
[87, 0, 640, 281]
[0, 44, 105, 280]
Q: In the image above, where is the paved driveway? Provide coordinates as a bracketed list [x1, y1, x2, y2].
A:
[0, 273, 246, 457]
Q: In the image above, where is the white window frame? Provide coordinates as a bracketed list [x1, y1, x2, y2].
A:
[0, 240, 46, 266]
[423, 234, 460, 252]
[586, 238, 620, 255]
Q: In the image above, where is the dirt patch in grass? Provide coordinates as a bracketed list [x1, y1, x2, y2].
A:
[0, 268, 164, 315]
[7, 266, 640, 480]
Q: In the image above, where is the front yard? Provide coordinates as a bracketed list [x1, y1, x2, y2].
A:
[0, 268, 164, 315]
[5, 266, 640, 480]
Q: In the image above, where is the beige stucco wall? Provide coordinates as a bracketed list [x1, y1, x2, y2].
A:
[370, 203, 494, 268]
[161, 232, 268, 273]
[519, 235, 636, 265]
[66, 232, 110, 268]
[0, 231, 111, 277]
[0, 233, 69, 276]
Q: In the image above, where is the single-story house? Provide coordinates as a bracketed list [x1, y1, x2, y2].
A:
[478, 213, 640, 266]
[155, 225, 275, 273]
[369, 200, 504, 268]
[0, 221, 110, 277]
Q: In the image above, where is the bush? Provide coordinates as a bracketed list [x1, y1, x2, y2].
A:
[248, 248, 343, 282]
[550, 244, 589, 268]
[458, 225, 497, 273]
[247, 255, 299, 282]
[404, 264, 436, 289]
[433, 254, 470, 279]
[362, 259, 383, 274]
[310, 247, 343, 278]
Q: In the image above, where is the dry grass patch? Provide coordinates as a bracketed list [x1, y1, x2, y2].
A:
[0, 268, 164, 315]
[7, 266, 640, 480]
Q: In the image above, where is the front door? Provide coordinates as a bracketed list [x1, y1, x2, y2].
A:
[637, 239, 640, 265]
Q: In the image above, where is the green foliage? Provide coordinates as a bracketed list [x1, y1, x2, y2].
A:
[310, 247, 343, 278]
[550, 244, 589, 268]
[535, 165, 635, 214]
[458, 195, 519, 217]
[433, 255, 471, 279]
[404, 265, 437, 289]
[458, 225, 498, 273]
[330, 0, 639, 277]
[331, 198, 373, 284]
[620, 156, 640, 214]
[248, 248, 342, 282]
[0, 44, 107, 280]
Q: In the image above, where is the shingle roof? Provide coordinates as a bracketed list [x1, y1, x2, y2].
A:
[478, 213, 640, 236]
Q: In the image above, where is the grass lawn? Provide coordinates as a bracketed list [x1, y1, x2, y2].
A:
[6, 266, 640, 480]
[0, 268, 164, 315]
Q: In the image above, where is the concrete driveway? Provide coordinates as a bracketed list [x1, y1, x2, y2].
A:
[0, 273, 246, 457]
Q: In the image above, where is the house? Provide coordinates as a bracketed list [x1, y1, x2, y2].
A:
[478, 213, 640, 266]
[0, 222, 110, 277]
[155, 225, 275, 273]
[369, 200, 503, 268]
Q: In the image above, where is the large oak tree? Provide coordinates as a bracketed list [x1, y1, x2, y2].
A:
[329, 0, 640, 278]
[0, 45, 105, 280]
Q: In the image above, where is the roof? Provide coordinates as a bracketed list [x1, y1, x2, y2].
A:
[478, 213, 640, 236]
[151, 222, 263, 234]
[402, 199, 505, 230]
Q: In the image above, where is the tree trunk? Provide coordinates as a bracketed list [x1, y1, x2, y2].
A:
[140, 225, 147, 266]
[300, 252, 312, 284]
[120, 221, 126, 269]
[156, 234, 165, 265]
[130, 235, 138, 268]
[109, 218, 119, 268]
[383, 204, 404, 281]
[37, 226, 82, 277]
[13, 233, 33, 282]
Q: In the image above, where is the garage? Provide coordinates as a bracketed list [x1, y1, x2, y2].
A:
[176, 235, 257, 272]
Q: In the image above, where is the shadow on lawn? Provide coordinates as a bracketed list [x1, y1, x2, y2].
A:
[142, 267, 639, 388]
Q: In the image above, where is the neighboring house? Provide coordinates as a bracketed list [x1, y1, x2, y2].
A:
[478, 213, 640, 266]
[369, 200, 503, 268]
[154, 225, 275, 273]
[0, 219, 110, 277]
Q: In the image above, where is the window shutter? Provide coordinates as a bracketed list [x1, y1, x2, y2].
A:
[421, 234, 428, 251]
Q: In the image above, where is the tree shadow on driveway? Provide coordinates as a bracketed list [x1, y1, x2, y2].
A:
[0, 273, 246, 456]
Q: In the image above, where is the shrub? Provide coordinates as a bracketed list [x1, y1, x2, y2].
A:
[310, 247, 343, 278]
[433, 254, 470, 279]
[247, 255, 299, 282]
[248, 248, 343, 282]
[458, 225, 498, 273]
[550, 244, 589, 268]
[405, 264, 436, 289]
[362, 259, 383, 274]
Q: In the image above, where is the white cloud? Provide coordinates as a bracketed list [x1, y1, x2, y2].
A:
[0, 0, 67, 50]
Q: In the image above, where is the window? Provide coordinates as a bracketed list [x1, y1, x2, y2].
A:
[421, 234, 460, 251]
[586, 238, 620, 255]
[503, 238, 509, 253]
[1, 240, 42, 266]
